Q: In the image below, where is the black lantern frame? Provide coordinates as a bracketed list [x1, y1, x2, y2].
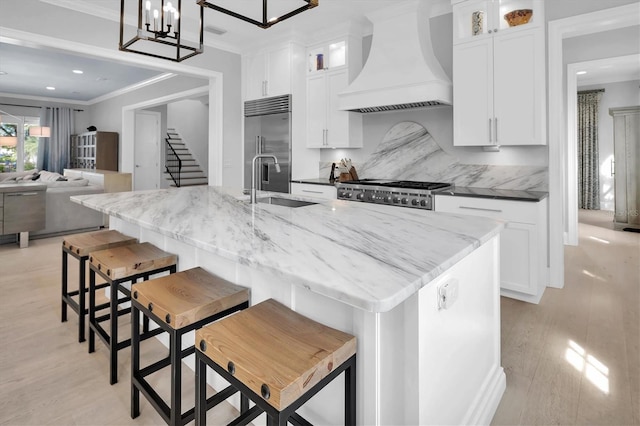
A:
[119, 0, 204, 62]
[197, 0, 318, 29]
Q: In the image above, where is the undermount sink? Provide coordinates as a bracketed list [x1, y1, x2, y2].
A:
[256, 197, 318, 208]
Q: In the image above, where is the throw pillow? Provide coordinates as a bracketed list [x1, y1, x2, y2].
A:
[38, 170, 65, 182]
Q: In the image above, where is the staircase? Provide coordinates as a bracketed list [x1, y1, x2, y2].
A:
[164, 128, 208, 187]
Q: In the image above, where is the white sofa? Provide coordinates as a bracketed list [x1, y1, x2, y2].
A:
[0, 170, 104, 237]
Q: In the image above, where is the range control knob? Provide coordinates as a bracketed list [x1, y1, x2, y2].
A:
[384, 196, 392, 203]
[357, 193, 365, 200]
[411, 199, 419, 206]
[401, 198, 409, 205]
[393, 197, 400, 204]
[347, 193, 353, 198]
[420, 199, 428, 207]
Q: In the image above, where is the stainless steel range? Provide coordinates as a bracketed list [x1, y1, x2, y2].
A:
[336, 179, 453, 210]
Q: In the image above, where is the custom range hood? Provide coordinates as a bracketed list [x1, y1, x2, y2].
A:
[338, 0, 452, 113]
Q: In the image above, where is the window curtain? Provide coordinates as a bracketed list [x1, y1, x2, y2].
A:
[37, 107, 74, 173]
[577, 91, 602, 210]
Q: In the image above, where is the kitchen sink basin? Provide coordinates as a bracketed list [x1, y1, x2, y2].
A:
[256, 197, 318, 208]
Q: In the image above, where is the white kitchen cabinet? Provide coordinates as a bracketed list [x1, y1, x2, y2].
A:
[244, 44, 292, 100]
[452, 0, 546, 146]
[306, 36, 362, 149]
[290, 182, 337, 200]
[435, 194, 548, 303]
[307, 40, 347, 75]
[307, 70, 362, 148]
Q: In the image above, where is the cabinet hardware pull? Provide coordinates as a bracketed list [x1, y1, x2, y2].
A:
[611, 158, 615, 176]
[7, 192, 39, 197]
[488, 118, 492, 143]
[459, 206, 503, 213]
[302, 189, 323, 194]
[494, 117, 498, 143]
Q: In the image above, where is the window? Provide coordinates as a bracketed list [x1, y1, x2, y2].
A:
[0, 114, 40, 172]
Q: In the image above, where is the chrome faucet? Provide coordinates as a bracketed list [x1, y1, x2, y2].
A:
[251, 154, 281, 204]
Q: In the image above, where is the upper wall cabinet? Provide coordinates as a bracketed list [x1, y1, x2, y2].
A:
[451, 0, 546, 146]
[306, 36, 363, 149]
[452, 0, 542, 42]
[244, 44, 293, 100]
[307, 40, 347, 75]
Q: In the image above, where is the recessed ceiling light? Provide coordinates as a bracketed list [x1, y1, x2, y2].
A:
[0, 71, 7, 76]
[576, 71, 587, 75]
[46, 86, 56, 90]
[72, 69, 84, 74]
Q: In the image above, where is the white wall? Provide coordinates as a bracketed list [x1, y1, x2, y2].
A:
[546, 0, 639, 21]
[578, 80, 640, 211]
[167, 98, 209, 177]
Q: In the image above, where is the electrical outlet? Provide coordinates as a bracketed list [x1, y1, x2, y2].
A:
[437, 278, 459, 310]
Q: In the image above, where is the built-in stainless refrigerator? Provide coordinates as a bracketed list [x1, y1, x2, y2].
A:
[244, 95, 291, 194]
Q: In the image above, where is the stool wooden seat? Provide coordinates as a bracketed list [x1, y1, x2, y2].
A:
[131, 267, 250, 426]
[61, 230, 137, 343]
[88, 242, 177, 385]
[195, 298, 357, 426]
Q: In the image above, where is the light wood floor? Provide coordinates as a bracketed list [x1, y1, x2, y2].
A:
[493, 209, 639, 426]
[1, 209, 638, 426]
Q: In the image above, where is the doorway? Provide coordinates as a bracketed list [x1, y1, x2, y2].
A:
[547, 3, 639, 287]
[134, 110, 161, 190]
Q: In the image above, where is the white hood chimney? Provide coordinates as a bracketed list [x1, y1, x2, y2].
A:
[338, 0, 452, 113]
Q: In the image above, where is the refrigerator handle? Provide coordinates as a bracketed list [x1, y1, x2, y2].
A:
[255, 135, 262, 154]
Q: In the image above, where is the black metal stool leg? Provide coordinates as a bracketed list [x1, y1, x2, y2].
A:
[195, 352, 207, 426]
[110, 279, 119, 385]
[61, 250, 68, 322]
[345, 356, 356, 426]
[88, 269, 96, 353]
[170, 329, 182, 426]
[142, 277, 150, 333]
[78, 257, 87, 343]
[131, 303, 141, 419]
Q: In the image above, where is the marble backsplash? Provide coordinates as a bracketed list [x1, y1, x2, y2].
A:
[320, 121, 548, 191]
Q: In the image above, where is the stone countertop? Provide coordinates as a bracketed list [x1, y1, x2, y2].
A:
[435, 186, 548, 202]
[0, 182, 47, 193]
[72, 186, 504, 313]
[291, 178, 337, 186]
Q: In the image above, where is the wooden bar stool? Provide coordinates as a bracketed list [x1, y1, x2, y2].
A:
[130, 267, 250, 426]
[61, 230, 137, 343]
[195, 299, 357, 426]
[88, 242, 177, 385]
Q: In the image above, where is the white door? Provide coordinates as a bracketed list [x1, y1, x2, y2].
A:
[134, 110, 161, 190]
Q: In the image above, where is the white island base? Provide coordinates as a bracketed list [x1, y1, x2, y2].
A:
[111, 216, 505, 425]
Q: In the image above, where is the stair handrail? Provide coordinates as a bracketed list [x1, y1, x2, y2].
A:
[165, 138, 182, 187]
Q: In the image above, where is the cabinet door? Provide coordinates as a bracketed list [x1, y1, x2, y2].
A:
[325, 70, 350, 148]
[453, 38, 493, 146]
[265, 46, 291, 97]
[493, 29, 542, 145]
[245, 51, 266, 100]
[306, 74, 327, 148]
[501, 221, 538, 295]
[3, 190, 46, 234]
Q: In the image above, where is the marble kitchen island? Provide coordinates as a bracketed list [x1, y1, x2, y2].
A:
[72, 186, 506, 425]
